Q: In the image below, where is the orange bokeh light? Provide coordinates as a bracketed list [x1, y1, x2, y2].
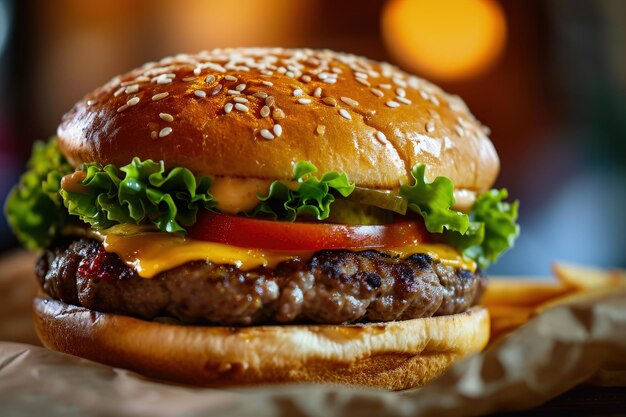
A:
[381, 0, 507, 81]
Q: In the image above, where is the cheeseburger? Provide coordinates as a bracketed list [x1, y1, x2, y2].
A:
[5, 48, 519, 389]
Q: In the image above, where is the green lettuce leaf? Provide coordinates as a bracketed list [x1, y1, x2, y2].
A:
[4, 139, 73, 249]
[400, 164, 519, 269]
[460, 189, 520, 269]
[249, 161, 355, 221]
[400, 164, 470, 234]
[61, 158, 216, 233]
[5, 139, 217, 249]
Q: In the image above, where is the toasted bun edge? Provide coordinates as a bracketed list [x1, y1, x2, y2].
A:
[34, 297, 489, 389]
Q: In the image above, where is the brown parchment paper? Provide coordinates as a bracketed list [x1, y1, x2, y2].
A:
[1, 253, 625, 416]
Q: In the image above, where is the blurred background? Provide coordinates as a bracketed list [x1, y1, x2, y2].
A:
[0, 0, 624, 274]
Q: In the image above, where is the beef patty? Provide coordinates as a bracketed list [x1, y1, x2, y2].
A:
[36, 238, 487, 325]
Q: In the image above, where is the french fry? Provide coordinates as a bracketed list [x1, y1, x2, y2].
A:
[487, 305, 533, 342]
[534, 286, 626, 314]
[611, 268, 626, 281]
[485, 263, 625, 344]
[483, 277, 571, 307]
[488, 305, 533, 327]
[552, 262, 626, 291]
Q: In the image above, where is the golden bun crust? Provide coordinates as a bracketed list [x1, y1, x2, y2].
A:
[57, 48, 499, 191]
[33, 297, 489, 390]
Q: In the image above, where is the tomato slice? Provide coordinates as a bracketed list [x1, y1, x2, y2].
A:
[188, 213, 428, 251]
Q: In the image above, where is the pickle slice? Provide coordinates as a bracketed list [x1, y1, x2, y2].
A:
[326, 199, 395, 225]
[347, 187, 408, 215]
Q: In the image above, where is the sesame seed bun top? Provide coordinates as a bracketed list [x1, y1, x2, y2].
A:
[57, 47, 499, 191]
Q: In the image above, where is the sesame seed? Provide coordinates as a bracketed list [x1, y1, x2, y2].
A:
[86, 99, 95, 106]
[293, 88, 303, 97]
[430, 95, 440, 106]
[396, 96, 412, 105]
[260, 106, 270, 118]
[376, 131, 387, 143]
[253, 92, 269, 99]
[135, 76, 150, 83]
[235, 103, 249, 112]
[224, 103, 233, 113]
[233, 97, 248, 103]
[159, 112, 174, 122]
[379, 84, 392, 90]
[260, 129, 275, 140]
[393, 77, 407, 88]
[261, 80, 273, 86]
[386, 100, 400, 108]
[356, 78, 371, 86]
[273, 124, 283, 137]
[313, 87, 322, 98]
[316, 124, 326, 135]
[126, 97, 139, 106]
[204, 75, 216, 84]
[224, 75, 237, 81]
[323, 78, 337, 84]
[235, 83, 246, 91]
[419, 90, 429, 100]
[265, 96, 275, 107]
[125, 84, 139, 94]
[152, 92, 169, 101]
[182, 77, 196, 82]
[355, 72, 368, 79]
[113, 87, 125, 97]
[211, 85, 223, 96]
[457, 116, 470, 127]
[370, 88, 384, 98]
[301, 75, 311, 83]
[339, 109, 352, 120]
[227, 89, 241, 95]
[117, 104, 129, 113]
[273, 108, 285, 119]
[156, 77, 172, 85]
[150, 131, 157, 139]
[159, 127, 172, 137]
[194, 90, 207, 98]
[322, 97, 337, 107]
[396, 88, 406, 97]
[426, 121, 435, 133]
[209, 64, 226, 73]
[455, 125, 464, 136]
[340, 97, 359, 107]
[298, 98, 312, 105]
[318, 73, 329, 80]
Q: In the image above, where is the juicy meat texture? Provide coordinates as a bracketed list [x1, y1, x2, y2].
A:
[36, 238, 487, 325]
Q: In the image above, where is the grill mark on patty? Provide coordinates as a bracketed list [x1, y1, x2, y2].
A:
[36, 238, 486, 325]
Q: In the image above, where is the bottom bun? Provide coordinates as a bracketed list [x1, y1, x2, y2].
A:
[33, 297, 489, 390]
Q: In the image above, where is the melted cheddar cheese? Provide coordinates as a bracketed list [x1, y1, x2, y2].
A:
[84, 225, 476, 278]
[103, 232, 308, 278]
